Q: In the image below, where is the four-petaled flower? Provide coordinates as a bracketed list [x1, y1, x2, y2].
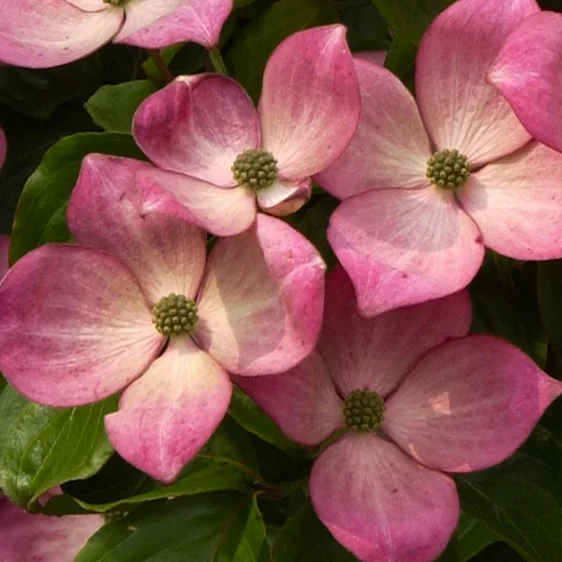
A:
[0, 0, 232, 68]
[238, 266, 562, 562]
[317, 0, 562, 316]
[0, 154, 326, 483]
[130, 24, 361, 233]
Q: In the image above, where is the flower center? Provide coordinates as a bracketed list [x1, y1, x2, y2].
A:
[426, 148, 470, 190]
[104, 0, 128, 5]
[232, 149, 278, 190]
[152, 293, 198, 336]
[343, 389, 385, 433]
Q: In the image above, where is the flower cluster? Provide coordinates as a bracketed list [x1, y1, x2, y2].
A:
[0, 0, 562, 561]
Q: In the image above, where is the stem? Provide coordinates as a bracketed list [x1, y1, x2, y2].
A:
[209, 48, 227, 75]
[148, 49, 173, 84]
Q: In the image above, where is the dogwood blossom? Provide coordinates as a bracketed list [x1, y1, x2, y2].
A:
[131, 25, 360, 229]
[238, 267, 562, 562]
[317, 0, 562, 316]
[0, 154, 325, 483]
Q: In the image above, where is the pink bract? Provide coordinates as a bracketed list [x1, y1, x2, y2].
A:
[0, 0, 232, 68]
[132, 24, 361, 231]
[0, 154, 326, 483]
[316, 0, 562, 316]
[489, 11, 562, 154]
[0, 492, 103, 561]
[238, 266, 562, 562]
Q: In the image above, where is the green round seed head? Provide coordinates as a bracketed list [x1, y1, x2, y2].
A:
[426, 148, 470, 190]
[152, 293, 198, 337]
[232, 149, 278, 190]
[343, 389, 385, 433]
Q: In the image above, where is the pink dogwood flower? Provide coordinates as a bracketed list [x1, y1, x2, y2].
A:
[317, 0, 562, 316]
[0, 154, 325, 483]
[238, 267, 562, 562]
[0, 0, 232, 68]
[0, 490, 104, 561]
[489, 11, 562, 154]
[131, 24, 360, 229]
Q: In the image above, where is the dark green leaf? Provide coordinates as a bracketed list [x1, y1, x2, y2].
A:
[370, 0, 455, 44]
[9, 132, 144, 263]
[457, 402, 562, 562]
[340, 3, 390, 52]
[85, 81, 156, 133]
[227, 0, 339, 101]
[273, 502, 357, 561]
[0, 385, 116, 509]
[229, 387, 309, 456]
[75, 492, 267, 561]
[537, 260, 562, 354]
[63, 417, 264, 512]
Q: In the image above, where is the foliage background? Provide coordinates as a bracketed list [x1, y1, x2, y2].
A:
[2, 0, 562, 559]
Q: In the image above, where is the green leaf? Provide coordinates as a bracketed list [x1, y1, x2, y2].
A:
[227, 0, 339, 101]
[85, 81, 156, 133]
[75, 492, 267, 561]
[62, 417, 264, 512]
[537, 260, 562, 353]
[0, 58, 102, 119]
[229, 387, 309, 456]
[273, 502, 357, 561]
[0, 385, 116, 509]
[457, 401, 562, 562]
[9, 132, 144, 263]
[340, 3, 390, 52]
[437, 513, 498, 562]
[370, 0, 455, 44]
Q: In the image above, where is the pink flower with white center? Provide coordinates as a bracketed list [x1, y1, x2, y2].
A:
[0, 490, 104, 561]
[237, 267, 562, 562]
[0, 154, 326, 483]
[316, 0, 562, 316]
[0, 0, 232, 68]
[488, 11, 562, 154]
[130, 24, 361, 229]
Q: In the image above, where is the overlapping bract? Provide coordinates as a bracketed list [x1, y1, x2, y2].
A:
[131, 25, 361, 228]
[239, 267, 562, 562]
[317, 0, 562, 316]
[0, 0, 232, 68]
[0, 154, 326, 483]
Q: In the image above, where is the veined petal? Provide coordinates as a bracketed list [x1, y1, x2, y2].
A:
[133, 75, 260, 187]
[234, 350, 344, 446]
[488, 11, 562, 154]
[0, 245, 163, 407]
[416, 0, 538, 166]
[319, 266, 472, 398]
[0, 235, 8, 280]
[105, 338, 232, 483]
[115, 0, 232, 49]
[458, 142, 562, 260]
[0, 496, 104, 562]
[256, 177, 311, 217]
[259, 25, 361, 180]
[68, 154, 207, 305]
[328, 187, 485, 316]
[0, 0, 123, 68]
[310, 434, 459, 562]
[384, 335, 562, 473]
[137, 168, 257, 236]
[316, 58, 431, 200]
[195, 214, 325, 376]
